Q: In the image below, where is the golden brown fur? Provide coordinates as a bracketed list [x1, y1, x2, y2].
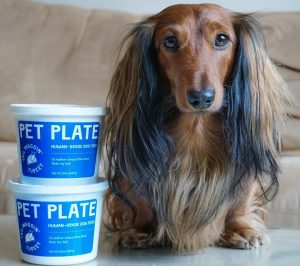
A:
[103, 4, 291, 252]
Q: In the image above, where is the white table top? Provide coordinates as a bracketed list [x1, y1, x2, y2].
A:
[1, 214, 299, 266]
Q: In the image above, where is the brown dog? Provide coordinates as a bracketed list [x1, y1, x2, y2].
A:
[103, 4, 290, 251]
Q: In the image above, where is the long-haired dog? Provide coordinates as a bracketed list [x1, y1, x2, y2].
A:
[103, 4, 290, 251]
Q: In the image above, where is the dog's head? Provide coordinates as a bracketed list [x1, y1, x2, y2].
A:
[104, 4, 289, 201]
[153, 4, 236, 113]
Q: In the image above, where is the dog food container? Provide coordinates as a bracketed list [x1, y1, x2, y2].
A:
[11, 104, 106, 185]
[9, 179, 108, 265]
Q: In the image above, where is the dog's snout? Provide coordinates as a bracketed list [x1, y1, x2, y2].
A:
[187, 88, 215, 110]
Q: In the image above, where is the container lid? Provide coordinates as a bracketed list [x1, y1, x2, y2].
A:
[10, 104, 106, 116]
[9, 179, 108, 195]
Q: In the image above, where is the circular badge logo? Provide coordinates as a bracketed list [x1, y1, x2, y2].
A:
[21, 144, 44, 175]
[20, 222, 41, 253]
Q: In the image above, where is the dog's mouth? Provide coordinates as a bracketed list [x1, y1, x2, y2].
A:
[191, 110, 209, 115]
[174, 100, 215, 115]
[182, 109, 212, 117]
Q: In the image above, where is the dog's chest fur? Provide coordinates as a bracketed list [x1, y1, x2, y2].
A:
[151, 113, 233, 250]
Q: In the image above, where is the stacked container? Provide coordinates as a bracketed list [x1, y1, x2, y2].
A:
[9, 104, 108, 265]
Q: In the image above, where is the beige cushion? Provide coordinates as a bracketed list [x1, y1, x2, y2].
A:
[1, 1, 299, 151]
[266, 152, 300, 228]
[256, 12, 300, 71]
[0, 142, 18, 214]
[282, 117, 300, 151]
[256, 13, 300, 151]
[0, 0, 141, 141]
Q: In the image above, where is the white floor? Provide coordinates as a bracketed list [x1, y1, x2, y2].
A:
[1, 214, 300, 266]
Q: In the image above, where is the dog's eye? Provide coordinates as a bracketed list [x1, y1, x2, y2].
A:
[214, 33, 230, 50]
[163, 36, 179, 51]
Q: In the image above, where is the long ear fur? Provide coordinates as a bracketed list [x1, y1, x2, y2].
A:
[104, 21, 173, 203]
[224, 14, 291, 201]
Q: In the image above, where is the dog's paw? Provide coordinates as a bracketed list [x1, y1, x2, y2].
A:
[119, 229, 153, 249]
[217, 230, 269, 250]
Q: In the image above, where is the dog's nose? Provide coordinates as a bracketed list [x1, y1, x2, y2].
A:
[187, 88, 215, 110]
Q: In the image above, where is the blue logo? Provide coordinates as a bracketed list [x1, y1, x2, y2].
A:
[20, 222, 41, 253]
[21, 144, 44, 175]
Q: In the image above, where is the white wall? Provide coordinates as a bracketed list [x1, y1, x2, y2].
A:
[32, 0, 300, 14]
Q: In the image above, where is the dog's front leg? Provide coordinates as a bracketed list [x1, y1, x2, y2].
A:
[217, 182, 269, 249]
[118, 228, 154, 249]
[104, 180, 157, 249]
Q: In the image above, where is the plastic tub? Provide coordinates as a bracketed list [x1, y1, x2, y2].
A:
[10, 104, 106, 185]
[9, 179, 108, 265]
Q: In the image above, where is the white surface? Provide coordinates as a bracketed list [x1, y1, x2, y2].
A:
[32, 0, 300, 14]
[1, 214, 300, 266]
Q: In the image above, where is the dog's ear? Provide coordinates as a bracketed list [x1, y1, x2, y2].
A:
[225, 14, 290, 200]
[104, 20, 173, 198]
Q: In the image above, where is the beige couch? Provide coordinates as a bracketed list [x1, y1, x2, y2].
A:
[0, 0, 299, 228]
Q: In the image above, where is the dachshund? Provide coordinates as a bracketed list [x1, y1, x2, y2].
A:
[103, 4, 290, 252]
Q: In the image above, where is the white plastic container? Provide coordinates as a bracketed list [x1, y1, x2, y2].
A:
[9, 179, 108, 265]
[10, 104, 106, 185]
